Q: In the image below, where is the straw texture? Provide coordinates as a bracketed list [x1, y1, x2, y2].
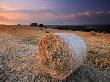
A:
[38, 33, 87, 79]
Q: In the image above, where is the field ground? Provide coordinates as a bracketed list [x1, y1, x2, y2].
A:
[0, 26, 110, 82]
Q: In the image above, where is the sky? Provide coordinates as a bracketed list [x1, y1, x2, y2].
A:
[0, 0, 110, 25]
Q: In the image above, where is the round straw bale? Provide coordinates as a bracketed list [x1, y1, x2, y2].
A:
[38, 33, 87, 80]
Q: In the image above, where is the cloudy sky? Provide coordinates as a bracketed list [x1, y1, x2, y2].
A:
[0, 0, 110, 25]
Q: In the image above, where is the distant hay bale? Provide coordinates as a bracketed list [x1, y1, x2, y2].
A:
[102, 31, 106, 34]
[90, 31, 96, 36]
[45, 30, 50, 33]
[38, 33, 87, 80]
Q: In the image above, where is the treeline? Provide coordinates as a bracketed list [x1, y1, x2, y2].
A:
[46, 25, 110, 33]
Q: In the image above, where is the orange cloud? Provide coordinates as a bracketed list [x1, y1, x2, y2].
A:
[62, 11, 91, 20]
[78, 11, 91, 17]
[0, 9, 59, 22]
[0, 8, 110, 25]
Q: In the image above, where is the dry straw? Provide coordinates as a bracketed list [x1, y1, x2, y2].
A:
[38, 33, 87, 80]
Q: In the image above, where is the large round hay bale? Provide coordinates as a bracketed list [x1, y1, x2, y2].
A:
[38, 33, 87, 80]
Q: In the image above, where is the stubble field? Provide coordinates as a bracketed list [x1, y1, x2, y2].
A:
[0, 25, 110, 82]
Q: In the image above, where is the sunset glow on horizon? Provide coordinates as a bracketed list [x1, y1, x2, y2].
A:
[0, 0, 110, 25]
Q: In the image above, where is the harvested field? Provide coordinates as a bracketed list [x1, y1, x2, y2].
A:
[0, 26, 110, 82]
